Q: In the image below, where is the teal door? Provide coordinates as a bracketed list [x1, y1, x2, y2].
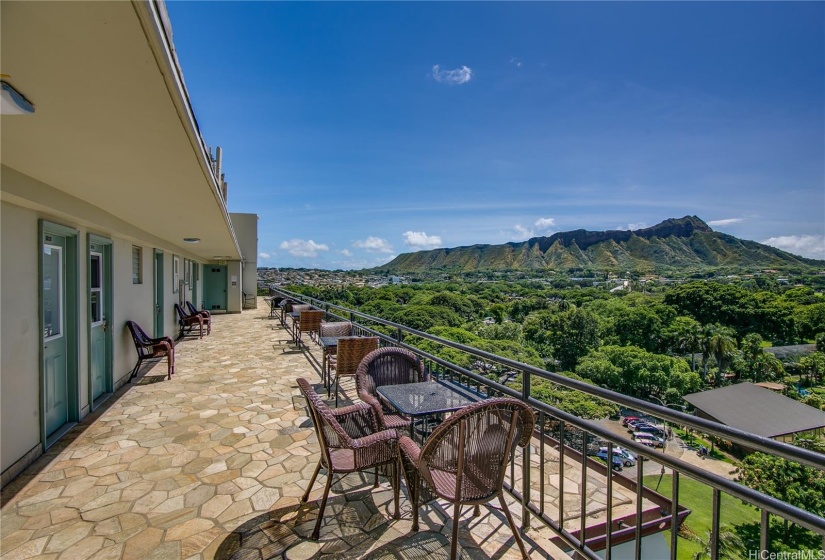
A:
[202, 265, 227, 310]
[154, 250, 164, 337]
[89, 239, 112, 405]
[42, 237, 68, 436]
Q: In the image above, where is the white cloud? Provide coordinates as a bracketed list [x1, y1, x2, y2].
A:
[279, 239, 329, 258]
[403, 231, 442, 249]
[511, 217, 556, 240]
[432, 64, 473, 85]
[509, 56, 523, 68]
[616, 222, 649, 231]
[258, 252, 271, 259]
[761, 235, 825, 259]
[339, 249, 352, 257]
[534, 217, 556, 231]
[353, 236, 394, 253]
[707, 218, 744, 227]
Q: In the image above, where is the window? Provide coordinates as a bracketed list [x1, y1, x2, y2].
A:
[132, 246, 142, 284]
[184, 258, 191, 285]
[173, 255, 180, 292]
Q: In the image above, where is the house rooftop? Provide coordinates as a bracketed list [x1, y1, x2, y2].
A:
[683, 382, 825, 438]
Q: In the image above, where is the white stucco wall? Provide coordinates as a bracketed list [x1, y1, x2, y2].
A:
[1, 203, 42, 473]
[0, 167, 211, 478]
[229, 212, 258, 304]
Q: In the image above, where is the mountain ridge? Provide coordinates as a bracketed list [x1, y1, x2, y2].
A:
[375, 216, 823, 273]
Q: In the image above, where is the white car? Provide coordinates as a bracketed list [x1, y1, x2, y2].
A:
[599, 446, 637, 467]
[633, 433, 665, 448]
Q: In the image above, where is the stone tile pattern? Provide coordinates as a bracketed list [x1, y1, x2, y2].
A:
[0, 300, 577, 559]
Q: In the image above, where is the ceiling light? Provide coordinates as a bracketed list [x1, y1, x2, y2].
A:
[1, 79, 35, 115]
[183, 237, 201, 243]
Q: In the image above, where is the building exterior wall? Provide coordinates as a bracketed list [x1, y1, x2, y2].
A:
[0, 167, 212, 480]
[1, 203, 42, 475]
[229, 213, 259, 306]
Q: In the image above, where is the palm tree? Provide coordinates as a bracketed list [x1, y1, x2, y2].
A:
[693, 526, 745, 560]
[708, 327, 737, 385]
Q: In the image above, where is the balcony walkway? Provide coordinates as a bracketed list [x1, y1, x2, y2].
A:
[1, 302, 578, 559]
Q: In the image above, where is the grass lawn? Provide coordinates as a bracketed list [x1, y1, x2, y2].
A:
[643, 474, 760, 559]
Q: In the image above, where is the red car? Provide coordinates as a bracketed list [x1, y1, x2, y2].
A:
[621, 416, 638, 427]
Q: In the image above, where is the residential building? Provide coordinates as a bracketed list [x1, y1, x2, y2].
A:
[0, 0, 256, 484]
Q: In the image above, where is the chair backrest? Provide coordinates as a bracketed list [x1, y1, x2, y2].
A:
[356, 347, 427, 401]
[335, 336, 379, 377]
[298, 310, 324, 334]
[126, 320, 150, 348]
[291, 304, 312, 314]
[296, 378, 352, 467]
[185, 301, 201, 315]
[319, 321, 352, 338]
[419, 398, 535, 504]
[174, 303, 187, 320]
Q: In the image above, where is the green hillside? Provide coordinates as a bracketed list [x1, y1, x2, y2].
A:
[375, 216, 823, 274]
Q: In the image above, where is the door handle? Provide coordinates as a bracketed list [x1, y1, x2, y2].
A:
[102, 319, 108, 332]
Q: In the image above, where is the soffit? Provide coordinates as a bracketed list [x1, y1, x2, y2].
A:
[0, 1, 241, 260]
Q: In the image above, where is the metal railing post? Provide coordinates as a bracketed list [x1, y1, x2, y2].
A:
[521, 368, 531, 531]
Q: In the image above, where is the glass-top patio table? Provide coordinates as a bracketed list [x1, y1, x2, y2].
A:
[376, 380, 479, 439]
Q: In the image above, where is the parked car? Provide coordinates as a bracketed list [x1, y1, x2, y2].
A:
[598, 446, 637, 467]
[594, 451, 624, 471]
[635, 424, 665, 437]
[633, 433, 665, 448]
[621, 416, 638, 427]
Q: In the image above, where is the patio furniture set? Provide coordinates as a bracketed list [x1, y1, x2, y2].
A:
[276, 304, 537, 559]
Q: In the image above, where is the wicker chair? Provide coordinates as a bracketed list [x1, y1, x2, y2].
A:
[126, 321, 175, 380]
[318, 321, 353, 385]
[174, 303, 205, 339]
[328, 336, 379, 406]
[295, 309, 323, 349]
[356, 347, 428, 431]
[399, 398, 536, 560]
[185, 301, 212, 334]
[296, 378, 399, 540]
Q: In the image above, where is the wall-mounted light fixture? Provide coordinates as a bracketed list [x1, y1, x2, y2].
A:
[1, 78, 35, 115]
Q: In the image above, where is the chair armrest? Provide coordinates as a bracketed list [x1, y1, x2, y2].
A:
[358, 391, 386, 427]
[399, 435, 421, 466]
[351, 428, 398, 450]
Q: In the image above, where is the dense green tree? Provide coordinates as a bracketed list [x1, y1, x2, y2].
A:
[427, 292, 477, 320]
[470, 321, 523, 342]
[541, 308, 600, 371]
[797, 303, 825, 341]
[613, 305, 664, 352]
[576, 345, 699, 399]
[527, 373, 619, 420]
[736, 451, 825, 540]
[390, 305, 462, 331]
[359, 299, 403, 320]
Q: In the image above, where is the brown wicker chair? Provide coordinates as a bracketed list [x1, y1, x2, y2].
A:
[126, 321, 175, 380]
[328, 336, 379, 406]
[174, 303, 204, 339]
[295, 309, 323, 349]
[296, 378, 399, 540]
[356, 347, 428, 431]
[318, 321, 353, 386]
[399, 398, 536, 559]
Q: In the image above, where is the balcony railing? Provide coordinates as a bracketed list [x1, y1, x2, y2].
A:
[270, 286, 825, 559]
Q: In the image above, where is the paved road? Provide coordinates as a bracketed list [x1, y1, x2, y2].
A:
[590, 418, 739, 480]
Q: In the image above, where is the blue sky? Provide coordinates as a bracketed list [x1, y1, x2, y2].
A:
[166, 1, 825, 269]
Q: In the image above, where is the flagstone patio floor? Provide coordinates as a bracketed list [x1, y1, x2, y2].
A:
[1, 301, 576, 560]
